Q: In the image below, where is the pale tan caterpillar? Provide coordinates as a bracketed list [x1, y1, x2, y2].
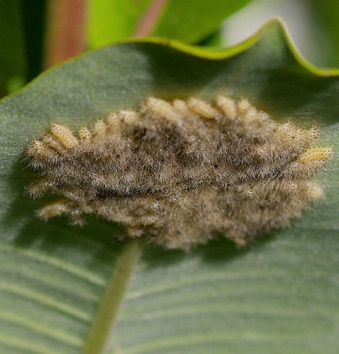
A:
[27, 95, 332, 250]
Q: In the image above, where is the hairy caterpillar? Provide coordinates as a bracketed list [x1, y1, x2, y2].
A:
[27, 95, 332, 250]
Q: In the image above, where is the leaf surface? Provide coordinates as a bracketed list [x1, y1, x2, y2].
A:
[0, 20, 338, 354]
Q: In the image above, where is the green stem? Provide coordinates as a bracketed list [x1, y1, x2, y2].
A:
[82, 240, 143, 354]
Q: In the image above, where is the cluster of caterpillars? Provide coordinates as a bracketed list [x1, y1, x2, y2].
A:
[27, 95, 332, 249]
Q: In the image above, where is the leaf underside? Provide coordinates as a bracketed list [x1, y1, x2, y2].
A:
[0, 20, 338, 354]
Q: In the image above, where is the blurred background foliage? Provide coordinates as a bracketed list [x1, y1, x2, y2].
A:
[1, 0, 339, 98]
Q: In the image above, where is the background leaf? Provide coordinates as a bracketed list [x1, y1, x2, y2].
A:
[87, 0, 252, 47]
[0, 20, 338, 354]
[87, 0, 153, 47]
[151, 0, 252, 43]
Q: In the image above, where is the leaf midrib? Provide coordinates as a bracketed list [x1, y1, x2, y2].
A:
[82, 240, 142, 354]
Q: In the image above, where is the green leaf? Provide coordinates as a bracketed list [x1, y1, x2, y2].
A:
[87, 0, 153, 47]
[87, 0, 252, 47]
[307, 0, 339, 67]
[0, 1, 26, 96]
[151, 0, 252, 43]
[0, 19, 338, 354]
[196, 30, 223, 48]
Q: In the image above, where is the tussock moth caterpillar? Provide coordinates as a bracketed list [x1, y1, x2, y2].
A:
[27, 96, 332, 249]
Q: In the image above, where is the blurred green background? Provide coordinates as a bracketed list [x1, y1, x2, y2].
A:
[1, 0, 339, 98]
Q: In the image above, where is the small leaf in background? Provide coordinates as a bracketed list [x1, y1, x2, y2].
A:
[151, 0, 252, 43]
[88, 0, 153, 47]
[0, 1, 26, 96]
[0, 20, 338, 354]
[196, 30, 222, 48]
[88, 0, 253, 47]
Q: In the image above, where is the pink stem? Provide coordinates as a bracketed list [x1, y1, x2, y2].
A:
[44, 0, 87, 68]
[134, 0, 168, 36]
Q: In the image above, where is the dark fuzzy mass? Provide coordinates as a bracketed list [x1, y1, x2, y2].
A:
[27, 96, 332, 249]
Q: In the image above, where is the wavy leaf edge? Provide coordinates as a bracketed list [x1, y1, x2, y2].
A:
[2, 17, 339, 108]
